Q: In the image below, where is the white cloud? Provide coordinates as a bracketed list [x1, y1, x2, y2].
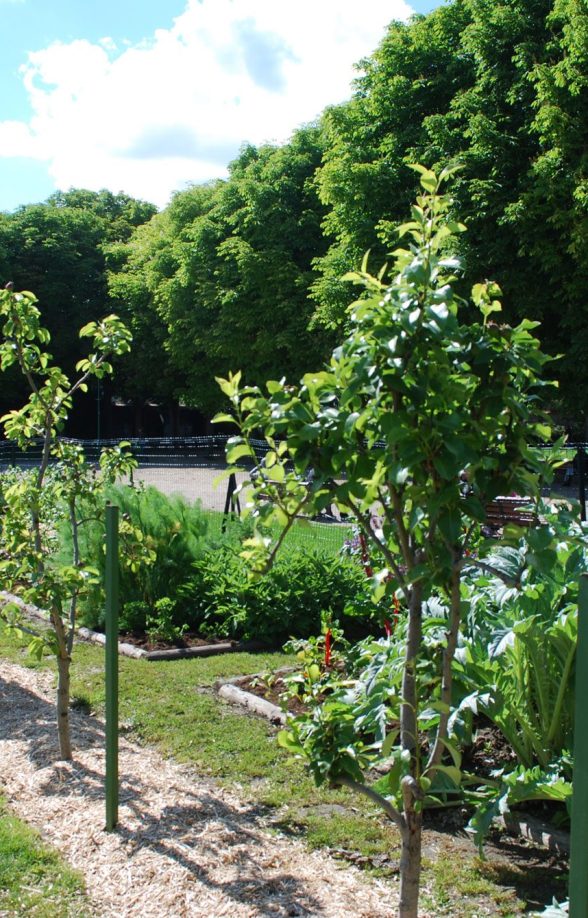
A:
[0, 0, 415, 207]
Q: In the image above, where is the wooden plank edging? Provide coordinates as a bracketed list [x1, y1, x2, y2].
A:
[217, 682, 286, 725]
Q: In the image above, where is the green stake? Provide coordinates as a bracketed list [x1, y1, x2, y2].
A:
[105, 503, 119, 832]
[570, 573, 588, 917]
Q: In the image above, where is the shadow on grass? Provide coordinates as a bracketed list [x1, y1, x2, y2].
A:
[423, 808, 568, 913]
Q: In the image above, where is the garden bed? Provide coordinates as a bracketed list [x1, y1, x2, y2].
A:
[217, 671, 571, 860]
[77, 624, 262, 661]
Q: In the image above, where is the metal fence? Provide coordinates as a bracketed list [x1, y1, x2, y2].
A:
[1, 435, 587, 538]
[0, 436, 352, 554]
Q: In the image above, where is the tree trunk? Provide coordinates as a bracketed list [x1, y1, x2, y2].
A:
[399, 581, 423, 916]
[399, 795, 423, 918]
[51, 609, 72, 760]
[56, 653, 72, 760]
[400, 583, 422, 753]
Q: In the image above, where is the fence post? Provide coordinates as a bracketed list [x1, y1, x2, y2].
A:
[570, 573, 588, 916]
[105, 502, 119, 831]
[577, 448, 587, 523]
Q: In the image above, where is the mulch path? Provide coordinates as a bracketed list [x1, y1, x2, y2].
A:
[0, 660, 401, 918]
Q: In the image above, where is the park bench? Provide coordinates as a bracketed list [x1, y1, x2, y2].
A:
[484, 496, 536, 530]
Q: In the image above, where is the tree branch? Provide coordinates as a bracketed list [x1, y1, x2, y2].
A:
[335, 775, 406, 833]
[426, 556, 461, 773]
[386, 484, 414, 570]
[347, 498, 408, 589]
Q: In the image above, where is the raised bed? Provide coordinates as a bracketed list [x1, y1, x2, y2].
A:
[215, 668, 571, 858]
[77, 626, 263, 661]
[0, 593, 261, 662]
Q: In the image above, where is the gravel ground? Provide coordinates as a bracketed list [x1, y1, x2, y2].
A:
[128, 467, 251, 512]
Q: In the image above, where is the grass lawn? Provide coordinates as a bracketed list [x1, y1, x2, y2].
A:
[0, 794, 89, 917]
[203, 507, 352, 555]
[0, 628, 567, 916]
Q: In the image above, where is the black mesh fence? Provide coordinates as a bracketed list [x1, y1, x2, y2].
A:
[0, 436, 353, 554]
[1, 436, 587, 542]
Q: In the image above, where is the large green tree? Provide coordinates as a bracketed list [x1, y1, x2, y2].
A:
[111, 126, 334, 417]
[312, 0, 588, 421]
[105, 192, 204, 427]
[501, 0, 588, 418]
[311, 1, 475, 326]
[0, 190, 156, 428]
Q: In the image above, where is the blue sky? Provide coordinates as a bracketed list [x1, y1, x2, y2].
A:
[1, 0, 441, 212]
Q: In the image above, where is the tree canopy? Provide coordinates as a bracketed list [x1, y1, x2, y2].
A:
[0, 190, 156, 422]
[2, 0, 587, 426]
[311, 0, 587, 422]
[110, 126, 335, 416]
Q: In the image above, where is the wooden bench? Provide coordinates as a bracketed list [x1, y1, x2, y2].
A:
[484, 496, 536, 529]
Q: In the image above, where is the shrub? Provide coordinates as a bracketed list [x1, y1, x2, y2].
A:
[64, 483, 210, 629]
[185, 545, 383, 645]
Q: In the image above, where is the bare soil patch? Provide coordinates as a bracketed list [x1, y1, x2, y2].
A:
[117, 630, 234, 653]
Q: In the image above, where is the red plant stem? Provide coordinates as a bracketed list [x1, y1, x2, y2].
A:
[393, 592, 400, 629]
[360, 531, 402, 635]
[359, 532, 374, 578]
[324, 628, 332, 667]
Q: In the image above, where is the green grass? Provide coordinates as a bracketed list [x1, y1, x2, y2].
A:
[203, 508, 352, 555]
[0, 794, 88, 917]
[0, 627, 566, 915]
[420, 854, 568, 917]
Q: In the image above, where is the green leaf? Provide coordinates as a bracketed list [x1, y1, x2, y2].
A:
[429, 764, 461, 787]
[212, 412, 237, 426]
[277, 730, 303, 754]
[419, 170, 438, 193]
[226, 442, 254, 464]
[381, 729, 400, 757]
[438, 508, 462, 544]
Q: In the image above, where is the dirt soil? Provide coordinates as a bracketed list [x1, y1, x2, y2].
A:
[233, 673, 308, 716]
[118, 631, 234, 653]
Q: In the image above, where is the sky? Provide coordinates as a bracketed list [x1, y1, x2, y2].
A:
[1, 0, 441, 212]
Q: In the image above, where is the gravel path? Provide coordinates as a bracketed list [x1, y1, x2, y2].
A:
[130, 467, 251, 512]
[0, 660, 403, 918]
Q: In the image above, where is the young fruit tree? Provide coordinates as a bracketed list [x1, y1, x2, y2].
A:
[215, 167, 552, 917]
[0, 284, 135, 760]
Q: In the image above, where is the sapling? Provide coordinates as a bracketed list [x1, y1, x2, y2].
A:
[0, 285, 135, 760]
[215, 167, 552, 916]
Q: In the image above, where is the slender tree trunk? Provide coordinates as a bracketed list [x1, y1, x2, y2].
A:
[66, 498, 79, 656]
[399, 783, 423, 918]
[398, 580, 424, 916]
[427, 559, 462, 770]
[400, 583, 422, 752]
[51, 608, 72, 760]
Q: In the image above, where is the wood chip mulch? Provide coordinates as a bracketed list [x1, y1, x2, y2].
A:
[0, 661, 405, 917]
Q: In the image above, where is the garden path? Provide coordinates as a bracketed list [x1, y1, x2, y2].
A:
[0, 660, 404, 918]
